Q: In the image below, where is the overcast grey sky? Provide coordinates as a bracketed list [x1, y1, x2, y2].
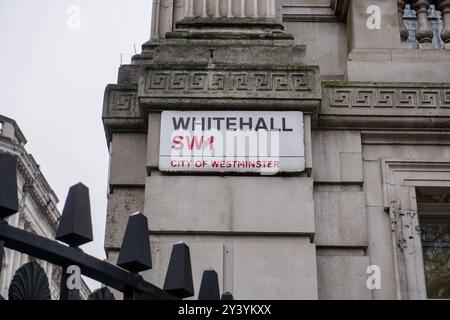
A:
[0, 0, 152, 289]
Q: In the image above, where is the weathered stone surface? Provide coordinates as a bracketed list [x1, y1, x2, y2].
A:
[316, 254, 371, 300]
[363, 144, 450, 162]
[109, 133, 147, 187]
[102, 84, 143, 143]
[105, 188, 145, 249]
[142, 235, 317, 300]
[311, 130, 363, 183]
[365, 206, 398, 300]
[314, 190, 367, 246]
[142, 236, 225, 300]
[146, 112, 161, 169]
[103, 85, 140, 119]
[284, 21, 348, 79]
[138, 64, 321, 112]
[232, 238, 317, 299]
[322, 82, 450, 116]
[347, 0, 401, 51]
[347, 49, 450, 83]
[362, 160, 384, 207]
[144, 173, 315, 235]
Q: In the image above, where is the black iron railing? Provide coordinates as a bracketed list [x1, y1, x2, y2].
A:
[0, 152, 233, 300]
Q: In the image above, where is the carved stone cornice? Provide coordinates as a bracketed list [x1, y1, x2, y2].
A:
[0, 138, 59, 231]
[15, 156, 59, 232]
[102, 84, 145, 143]
[138, 64, 321, 113]
[318, 81, 450, 129]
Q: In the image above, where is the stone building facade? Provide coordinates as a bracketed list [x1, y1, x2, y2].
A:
[102, 0, 450, 299]
[0, 115, 91, 300]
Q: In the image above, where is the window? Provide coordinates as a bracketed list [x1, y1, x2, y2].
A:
[0, 121, 3, 135]
[417, 187, 450, 299]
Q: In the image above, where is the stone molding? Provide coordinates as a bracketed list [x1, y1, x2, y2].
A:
[319, 82, 450, 129]
[282, 0, 350, 22]
[138, 64, 321, 111]
[102, 84, 145, 143]
[382, 159, 450, 299]
[103, 84, 140, 119]
[324, 82, 450, 112]
[0, 140, 59, 230]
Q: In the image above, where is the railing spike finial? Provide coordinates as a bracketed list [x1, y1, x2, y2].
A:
[117, 212, 152, 273]
[55, 182, 93, 247]
[221, 291, 234, 300]
[198, 269, 220, 300]
[163, 242, 194, 299]
[0, 153, 19, 219]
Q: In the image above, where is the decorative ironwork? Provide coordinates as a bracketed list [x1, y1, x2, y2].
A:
[0, 153, 233, 300]
[8, 261, 51, 300]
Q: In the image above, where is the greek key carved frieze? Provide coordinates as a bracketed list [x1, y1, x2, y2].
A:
[104, 87, 140, 118]
[144, 70, 313, 94]
[329, 88, 450, 109]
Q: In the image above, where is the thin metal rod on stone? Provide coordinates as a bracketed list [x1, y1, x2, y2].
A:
[198, 269, 220, 300]
[163, 242, 194, 299]
[0, 153, 19, 219]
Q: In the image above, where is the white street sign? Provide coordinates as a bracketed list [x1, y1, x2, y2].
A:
[159, 111, 305, 174]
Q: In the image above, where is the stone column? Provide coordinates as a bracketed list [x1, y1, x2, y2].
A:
[159, 0, 175, 39]
[397, 0, 409, 42]
[437, 0, 450, 48]
[150, 0, 187, 42]
[173, 0, 186, 28]
[412, 0, 434, 47]
[184, 0, 276, 18]
[150, 0, 161, 41]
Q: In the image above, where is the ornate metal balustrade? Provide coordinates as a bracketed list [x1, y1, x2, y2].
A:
[398, 0, 450, 48]
[0, 152, 233, 300]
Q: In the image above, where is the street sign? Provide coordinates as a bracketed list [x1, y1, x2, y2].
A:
[159, 111, 305, 174]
